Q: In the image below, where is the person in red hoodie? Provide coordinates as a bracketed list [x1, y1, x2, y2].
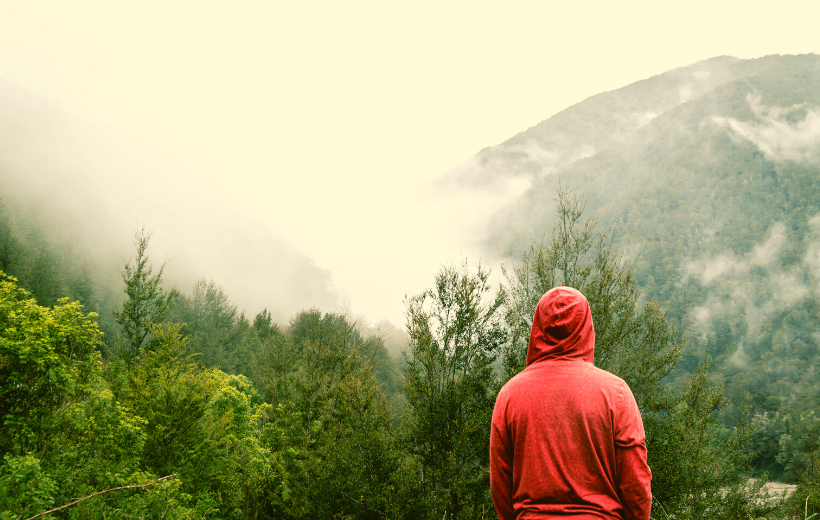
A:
[490, 286, 652, 520]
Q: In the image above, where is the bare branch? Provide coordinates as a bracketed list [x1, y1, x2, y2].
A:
[25, 474, 177, 520]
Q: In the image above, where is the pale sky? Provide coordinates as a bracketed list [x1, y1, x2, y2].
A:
[1, 0, 819, 327]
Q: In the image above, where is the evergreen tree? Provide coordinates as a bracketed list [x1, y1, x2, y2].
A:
[113, 227, 175, 363]
[171, 278, 240, 370]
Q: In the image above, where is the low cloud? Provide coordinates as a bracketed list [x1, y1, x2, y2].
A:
[770, 271, 808, 306]
[692, 305, 711, 326]
[633, 111, 660, 127]
[686, 222, 788, 284]
[728, 341, 750, 368]
[679, 85, 694, 103]
[678, 66, 712, 104]
[714, 93, 820, 163]
[510, 140, 563, 166]
[684, 221, 810, 348]
[692, 69, 712, 82]
[752, 222, 786, 266]
[689, 300, 719, 342]
[686, 254, 739, 283]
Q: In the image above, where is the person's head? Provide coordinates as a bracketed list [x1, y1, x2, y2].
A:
[526, 286, 595, 366]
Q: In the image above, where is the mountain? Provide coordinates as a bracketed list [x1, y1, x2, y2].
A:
[451, 53, 820, 478]
[443, 55, 746, 189]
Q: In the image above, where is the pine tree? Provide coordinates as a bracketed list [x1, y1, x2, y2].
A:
[113, 227, 175, 363]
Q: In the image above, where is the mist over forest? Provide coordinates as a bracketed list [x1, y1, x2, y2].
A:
[2, 54, 820, 519]
[0, 77, 338, 325]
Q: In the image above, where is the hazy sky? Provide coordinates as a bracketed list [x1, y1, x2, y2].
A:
[1, 0, 819, 327]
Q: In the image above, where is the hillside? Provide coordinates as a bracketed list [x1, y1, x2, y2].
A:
[456, 53, 820, 479]
[443, 55, 745, 188]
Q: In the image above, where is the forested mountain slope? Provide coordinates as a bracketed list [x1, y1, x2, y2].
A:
[460, 53, 820, 479]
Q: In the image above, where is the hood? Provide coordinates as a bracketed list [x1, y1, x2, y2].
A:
[526, 286, 595, 366]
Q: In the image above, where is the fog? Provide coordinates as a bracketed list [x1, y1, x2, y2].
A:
[715, 93, 820, 164]
[684, 220, 817, 366]
[0, 79, 337, 322]
[1, 2, 819, 328]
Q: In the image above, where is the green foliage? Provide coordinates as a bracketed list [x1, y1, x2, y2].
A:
[113, 227, 175, 362]
[0, 200, 22, 277]
[0, 454, 56, 519]
[308, 366, 397, 519]
[776, 411, 820, 484]
[403, 262, 507, 519]
[0, 271, 103, 456]
[645, 358, 758, 518]
[786, 466, 820, 519]
[111, 321, 278, 518]
[125, 323, 218, 482]
[254, 312, 296, 407]
[46, 472, 197, 519]
[0, 272, 201, 519]
[171, 278, 241, 370]
[205, 373, 274, 518]
[0, 197, 120, 340]
[0, 200, 64, 308]
[257, 309, 401, 519]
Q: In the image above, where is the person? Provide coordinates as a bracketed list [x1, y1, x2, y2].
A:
[490, 286, 652, 520]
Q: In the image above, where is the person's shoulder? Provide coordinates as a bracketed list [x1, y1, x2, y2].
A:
[496, 370, 525, 399]
[587, 363, 624, 381]
[586, 364, 633, 394]
[495, 366, 539, 405]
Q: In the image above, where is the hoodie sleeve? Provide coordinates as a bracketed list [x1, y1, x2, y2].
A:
[614, 384, 652, 520]
[490, 396, 515, 520]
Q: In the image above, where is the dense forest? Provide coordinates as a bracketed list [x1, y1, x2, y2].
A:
[1, 186, 818, 519]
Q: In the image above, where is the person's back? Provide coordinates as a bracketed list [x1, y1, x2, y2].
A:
[490, 287, 652, 520]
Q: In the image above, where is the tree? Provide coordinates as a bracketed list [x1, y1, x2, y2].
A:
[122, 323, 275, 517]
[258, 310, 400, 519]
[403, 262, 507, 519]
[170, 278, 240, 370]
[777, 411, 820, 483]
[0, 200, 22, 278]
[501, 187, 682, 404]
[0, 276, 128, 516]
[0, 271, 194, 519]
[113, 227, 175, 363]
[0, 271, 102, 457]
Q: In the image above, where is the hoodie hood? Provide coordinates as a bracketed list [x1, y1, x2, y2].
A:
[526, 286, 595, 366]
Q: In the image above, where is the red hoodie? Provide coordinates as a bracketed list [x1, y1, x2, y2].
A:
[490, 287, 652, 520]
